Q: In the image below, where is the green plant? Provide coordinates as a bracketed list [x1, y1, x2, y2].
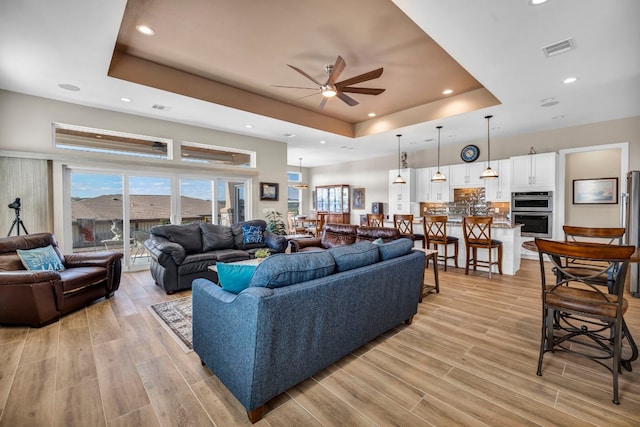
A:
[265, 210, 287, 236]
[254, 248, 270, 259]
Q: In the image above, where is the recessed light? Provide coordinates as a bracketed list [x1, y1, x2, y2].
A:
[245, 124, 253, 129]
[120, 97, 132, 103]
[58, 83, 80, 91]
[552, 115, 566, 120]
[529, 0, 548, 5]
[562, 76, 578, 84]
[442, 89, 453, 95]
[368, 112, 376, 117]
[136, 25, 155, 36]
[320, 140, 326, 144]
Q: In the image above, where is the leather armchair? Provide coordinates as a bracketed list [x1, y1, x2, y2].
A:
[0, 233, 123, 327]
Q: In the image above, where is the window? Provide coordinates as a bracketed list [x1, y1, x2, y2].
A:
[287, 171, 301, 215]
[181, 141, 254, 167]
[54, 123, 171, 159]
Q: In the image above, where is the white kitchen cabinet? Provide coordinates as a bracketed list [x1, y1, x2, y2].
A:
[484, 159, 511, 202]
[388, 168, 415, 204]
[415, 167, 450, 202]
[510, 152, 557, 191]
[449, 162, 487, 188]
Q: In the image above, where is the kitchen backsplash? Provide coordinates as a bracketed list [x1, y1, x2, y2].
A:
[420, 187, 510, 223]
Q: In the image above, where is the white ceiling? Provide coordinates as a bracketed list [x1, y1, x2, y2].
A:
[1, 0, 639, 167]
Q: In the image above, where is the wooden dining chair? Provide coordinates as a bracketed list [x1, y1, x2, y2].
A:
[422, 215, 458, 271]
[366, 213, 384, 227]
[310, 211, 329, 237]
[393, 214, 425, 249]
[535, 238, 635, 404]
[462, 216, 502, 278]
[562, 225, 626, 291]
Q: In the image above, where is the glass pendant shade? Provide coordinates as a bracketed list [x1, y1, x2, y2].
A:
[480, 115, 499, 179]
[393, 134, 406, 184]
[431, 125, 446, 182]
[293, 157, 309, 190]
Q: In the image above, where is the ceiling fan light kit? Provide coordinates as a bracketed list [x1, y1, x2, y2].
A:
[281, 55, 385, 109]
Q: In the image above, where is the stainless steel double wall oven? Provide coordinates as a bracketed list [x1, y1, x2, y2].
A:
[511, 191, 553, 238]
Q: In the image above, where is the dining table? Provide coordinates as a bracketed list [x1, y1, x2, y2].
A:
[523, 239, 640, 371]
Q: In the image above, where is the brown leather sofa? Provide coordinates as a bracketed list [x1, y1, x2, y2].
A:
[290, 223, 400, 252]
[0, 233, 123, 327]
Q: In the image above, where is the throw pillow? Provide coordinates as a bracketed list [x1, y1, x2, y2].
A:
[217, 262, 258, 294]
[16, 245, 65, 271]
[242, 225, 264, 244]
[372, 238, 384, 245]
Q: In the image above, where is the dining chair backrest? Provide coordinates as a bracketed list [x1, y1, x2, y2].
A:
[366, 213, 384, 227]
[462, 216, 493, 245]
[317, 211, 329, 234]
[563, 225, 625, 245]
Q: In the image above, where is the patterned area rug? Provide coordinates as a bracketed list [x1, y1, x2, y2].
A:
[148, 297, 193, 352]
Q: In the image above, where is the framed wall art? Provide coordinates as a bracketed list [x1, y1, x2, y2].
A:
[260, 182, 279, 201]
[572, 177, 618, 204]
[352, 187, 365, 210]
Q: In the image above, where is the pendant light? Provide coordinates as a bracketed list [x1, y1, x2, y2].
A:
[392, 134, 406, 184]
[293, 157, 309, 190]
[431, 125, 446, 182]
[479, 115, 499, 179]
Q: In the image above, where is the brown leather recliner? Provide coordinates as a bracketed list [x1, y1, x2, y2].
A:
[290, 223, 400, 252]
[0, 233, 123, 327]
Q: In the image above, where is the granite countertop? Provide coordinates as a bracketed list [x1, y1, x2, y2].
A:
[446, 220, 522, 229]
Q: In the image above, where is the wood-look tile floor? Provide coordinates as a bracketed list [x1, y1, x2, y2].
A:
[1, 259, 640, 426]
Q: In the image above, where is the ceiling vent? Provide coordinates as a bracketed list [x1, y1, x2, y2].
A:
[151, 104, 172, 111]
[542, 38, 575, 57]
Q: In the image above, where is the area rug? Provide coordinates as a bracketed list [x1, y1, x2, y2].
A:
[148, 297, 193, 353]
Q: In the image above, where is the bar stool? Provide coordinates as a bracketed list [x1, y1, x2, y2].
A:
[393, 214, 425, 249]
[462, 216, 502, 278]
[366, 213, 384, 227]
[423, 215, 458, 271]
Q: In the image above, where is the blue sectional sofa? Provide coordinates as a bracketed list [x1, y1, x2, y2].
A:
[192, 239, 425, 423]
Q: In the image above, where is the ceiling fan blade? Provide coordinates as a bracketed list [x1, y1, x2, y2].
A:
[318, 97, 328, 110]
[271, 85, 318, 90]
[337, 92, 359, 106]
[326, 55, 346, 85]
[339, 87, 385, 95]
[336, 67, 384, 88]
[287, 64, 323, 86]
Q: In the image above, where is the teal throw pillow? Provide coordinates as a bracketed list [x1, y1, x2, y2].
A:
[17, 245, 65, 271]
[372, 238, 384, 245]
[242, 225, 263, 244]
[217, 262, 258, 294]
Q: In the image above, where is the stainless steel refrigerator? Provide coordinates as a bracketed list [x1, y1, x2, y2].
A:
[625, 170, 640, 297]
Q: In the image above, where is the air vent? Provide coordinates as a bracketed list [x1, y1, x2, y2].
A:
[542, 38, 575, 57]
[151, 104, 172, 111]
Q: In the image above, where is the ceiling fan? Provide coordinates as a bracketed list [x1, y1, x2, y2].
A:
[274, 55, 385, 109]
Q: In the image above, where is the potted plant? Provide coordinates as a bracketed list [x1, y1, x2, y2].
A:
[265, 210, 288, 236]
[254, 248, 270, 261]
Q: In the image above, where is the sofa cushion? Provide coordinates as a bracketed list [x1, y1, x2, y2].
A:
[321, 223, 358, 248]
[241, 225, 264, 244]
[328, 241, 380, 273]
[217, 262, 258, 294]
[378, 238, 414, 261]
[151, 223, 202, 255]
[250, 252, 335, 288]
[17, 245, 65, 271]
[200, 223, 235, 251]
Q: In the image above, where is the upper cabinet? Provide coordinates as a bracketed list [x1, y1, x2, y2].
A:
[388, 168, 416, 203]
[449, 162, 487, 188]
[510, 152, 557, 191]
[416, 167, 450, 202]
[484, 159, 511, 202]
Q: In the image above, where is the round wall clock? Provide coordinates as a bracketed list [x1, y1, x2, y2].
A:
[461, 144, 480, 163]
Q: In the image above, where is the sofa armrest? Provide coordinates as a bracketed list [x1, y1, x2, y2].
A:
[64, 252, 124, 268]
[0, 270, 61, 285]
[263, 231, 288, 253]
[144, 236, 186, 264]
[289, 237, 323, 252]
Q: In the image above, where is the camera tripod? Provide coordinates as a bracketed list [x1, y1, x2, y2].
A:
[7, 208, 28, 236]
